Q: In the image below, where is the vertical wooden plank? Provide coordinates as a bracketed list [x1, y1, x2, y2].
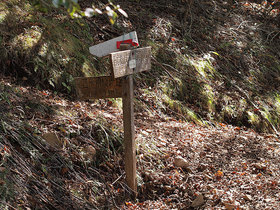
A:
[122, 75, 137, 195]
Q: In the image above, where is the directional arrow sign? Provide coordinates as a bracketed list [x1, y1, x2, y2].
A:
[74, 76, 123, 100]
[110, 46, 151, 78]
[89, 31, 138, 57]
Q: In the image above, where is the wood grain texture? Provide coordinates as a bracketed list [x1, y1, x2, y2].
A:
[110, 47, 151, 78]
[74, 76, 123, 100]
[122, 75, 137, 194]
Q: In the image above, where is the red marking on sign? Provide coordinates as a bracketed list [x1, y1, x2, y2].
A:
[116, 39, 139, 49]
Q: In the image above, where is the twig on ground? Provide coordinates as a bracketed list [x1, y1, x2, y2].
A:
[112, 173, 124, 185]
[161, 63, 180, 74]
[151, 56, 176, 81]
[88, 167, 120, 210]
[266, 30, 280, 43]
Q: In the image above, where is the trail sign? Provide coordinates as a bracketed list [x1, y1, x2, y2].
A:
[75, 32, 151, 196]
[110, 47, 151, 78]
[89, 31, 138, 57]
[75, 76, 123, 100]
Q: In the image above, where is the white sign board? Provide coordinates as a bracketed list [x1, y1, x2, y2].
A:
[89, 31, 138, 57]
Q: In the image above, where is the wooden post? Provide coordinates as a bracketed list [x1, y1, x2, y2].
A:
[121, 44, 137, 195]
[122, 75, 137, 195]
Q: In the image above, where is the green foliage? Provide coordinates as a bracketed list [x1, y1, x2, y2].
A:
[32, 0, 81, 17]
[32, 0, 127, 23]
[94, 118, 123, 165]
[0, 0, 101, 93]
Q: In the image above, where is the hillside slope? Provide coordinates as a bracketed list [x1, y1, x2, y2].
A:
[1, 73, 280, 209]
[0, 0, 280, 209]
[1, 0, 280, 132]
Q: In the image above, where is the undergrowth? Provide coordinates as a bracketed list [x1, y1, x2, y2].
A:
[0, 79, 125, 208]
[132, 0, 280, 133]
[1, 0, 280, 208]
[1, 0, 280, 131]
[0, 0, 104, 94]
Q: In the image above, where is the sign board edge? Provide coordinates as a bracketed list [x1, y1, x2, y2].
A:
[89, 31, 138, 57]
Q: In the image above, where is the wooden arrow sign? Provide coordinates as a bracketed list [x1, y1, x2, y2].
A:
[74, 76, 123, 100]
[110, 46, 151, 78]
[89, 31, 138, 57]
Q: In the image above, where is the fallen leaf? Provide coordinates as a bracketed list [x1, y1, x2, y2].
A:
[256, 173, 262, 178]
[191, 193, 204, 207]
[174, 156, 192, 172]
[215, 170, 223, 179]
[125, 201, 133, 206]
[224, 202, 235, 210]
[42, 133, 63, 149]
[219, 123, 226, 127]
[81, 145, 96, 161]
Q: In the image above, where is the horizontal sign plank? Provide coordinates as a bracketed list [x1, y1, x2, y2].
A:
[110, 46, 151, 78]
[74, 76, 123, 100]
[89, 31, 138, 57]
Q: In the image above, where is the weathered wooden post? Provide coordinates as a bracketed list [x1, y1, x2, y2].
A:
[110, 46, 151, 194]
[74, 32, 151, 195]
[115, 43, 137, 193]
[123, 74, 137, 192]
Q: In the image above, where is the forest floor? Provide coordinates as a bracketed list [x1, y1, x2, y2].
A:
[1, 75, 280, 209]
[1, 0, 280, 209]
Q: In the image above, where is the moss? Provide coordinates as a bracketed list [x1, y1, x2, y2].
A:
[0, 0, 97, 93]
[202, 84, 215, 111]
[162, 93, 203, 124]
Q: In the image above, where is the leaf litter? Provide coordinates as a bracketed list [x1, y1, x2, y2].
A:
[1, 76, 280, 209]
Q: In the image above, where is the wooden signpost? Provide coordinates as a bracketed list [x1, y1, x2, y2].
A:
[75, 32, 151, 195]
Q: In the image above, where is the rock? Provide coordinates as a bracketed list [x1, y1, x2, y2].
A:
[81, 145, 96, 161]
[174, 156, 189, 169]
[191, 193, 204, 207]
[174, 156, 193, 172]
[42, 133, 63, 148]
